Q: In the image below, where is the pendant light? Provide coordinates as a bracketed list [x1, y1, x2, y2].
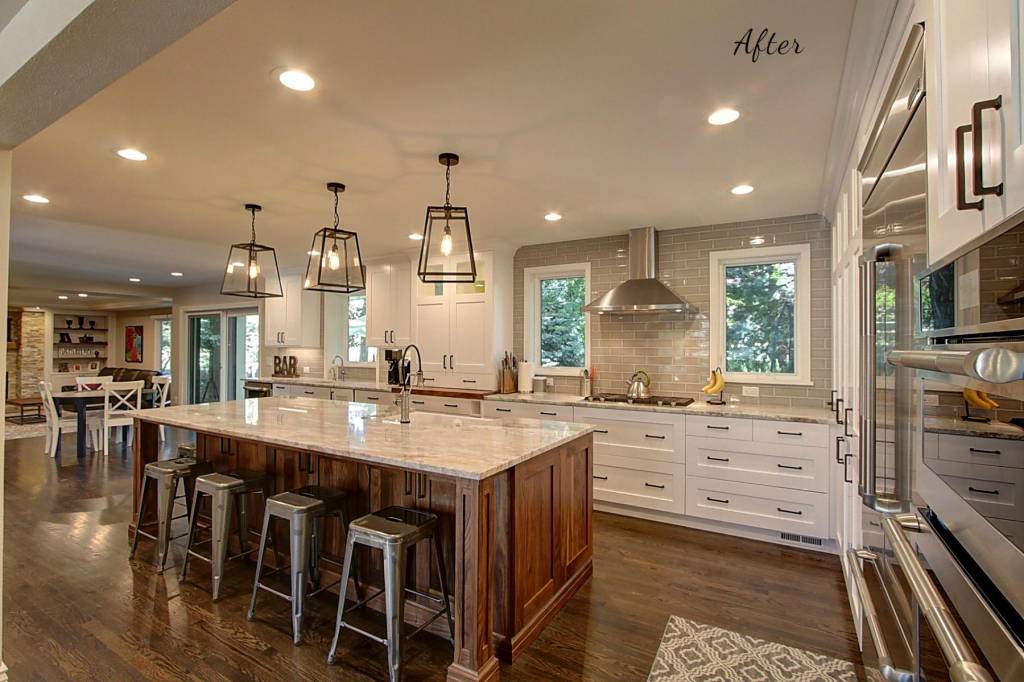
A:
[417, 152, 476, 283]
[221, 203, 283, 298]
[303, 182, 366, 293]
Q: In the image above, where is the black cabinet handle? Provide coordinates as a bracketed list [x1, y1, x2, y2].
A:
[844, 453, 853, 483]
[706, 496, 729, 504]
[969, 447, 1001, 455]
[706, 425, 729, 431]
[365, 395, 379, 401]
[450, 355, 455, 369]
[956, 124, 984, 211]
[540, 411, 557, 416]
[495, 407, 512, 413]
[835, 398, 844, 424]
[644, 482, 665, 489]
[827, 389, 837, 410]
[777, 507, 803, 516]
[443, 355, 448, 370]
[968, 486, 999, 495]
[443, 403, 459, 408]
[971, 96, 1004, 198]
[707, 456, 730, 462]
[411, 400, 426, 405]
[594, 429, 609, 434]
[777, 463, 803, 471]
[303, 390, 314, 395]
[844, 408, 853, 437]
[593, 475, 608, 481]
[422, 377, 435, 382]
[835, 435, 846, 464]
[777, 430, 803, 437]
[644, 434, 666, 440]
[462, 379, 477, 384]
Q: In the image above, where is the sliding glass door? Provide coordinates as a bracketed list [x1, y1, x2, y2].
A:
[186, 308, 258, 404]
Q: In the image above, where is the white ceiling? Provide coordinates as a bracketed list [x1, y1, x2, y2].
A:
[11, 0, 856, 291]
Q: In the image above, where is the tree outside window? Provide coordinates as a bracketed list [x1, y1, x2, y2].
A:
[539, 276, 585, 367]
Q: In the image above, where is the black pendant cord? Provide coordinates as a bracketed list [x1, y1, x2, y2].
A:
[444, 160, 452, 208]
[332, 186, 341, 228]
[249, 206, 257, 244]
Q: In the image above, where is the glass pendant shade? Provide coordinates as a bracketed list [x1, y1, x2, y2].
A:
[417, 153, 477, 283]
[221, 204, 283, 298]
[304, 183, 366, 293]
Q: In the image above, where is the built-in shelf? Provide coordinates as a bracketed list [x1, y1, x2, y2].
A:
[54, 342, 107, 346]
[54, 327, 108, 332]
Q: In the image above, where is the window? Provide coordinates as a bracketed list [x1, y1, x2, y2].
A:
[524, 263, 591, 375]
[709, 244, 811, 385]
[158, 318, 172, 373]
[347, 293, 377, 365]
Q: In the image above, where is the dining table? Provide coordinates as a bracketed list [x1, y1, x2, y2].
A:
[51, 388, 158, 457]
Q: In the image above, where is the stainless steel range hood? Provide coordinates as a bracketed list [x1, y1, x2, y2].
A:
[584, 226, 686, 313]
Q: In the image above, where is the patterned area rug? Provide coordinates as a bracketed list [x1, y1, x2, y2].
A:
[648, 616, 858, 681]
[4, 422, 47, 441]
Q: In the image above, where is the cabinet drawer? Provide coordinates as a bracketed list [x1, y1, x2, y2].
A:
[927, 458, 1024, 522]
[354, 389, 392, 404]
[686, 437, 829, 493]
[686, 415, 753, 440]
[482, 401, 573, 421]
[937, 434, 1024, 470]
[751, 420, 829, 448]
[290, 385, 332, 399]
[592, 454, 684, 514]
[685, 476, 828, 537]
[413, 395, 481, 416]
[451, 373, 498, 391]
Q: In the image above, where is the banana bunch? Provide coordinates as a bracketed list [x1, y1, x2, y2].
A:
[701, 368, 725, 395]
[963, 388, 999, 410]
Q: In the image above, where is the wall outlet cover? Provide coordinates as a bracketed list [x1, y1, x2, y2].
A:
[303, 366, 310, 374]
[546, 377, 554, 387]
[741, 385, 759, 397]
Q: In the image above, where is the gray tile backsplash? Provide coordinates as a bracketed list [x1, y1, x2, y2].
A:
[513, 214, 834, 408]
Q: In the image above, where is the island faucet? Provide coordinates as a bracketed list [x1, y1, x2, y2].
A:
[396, 344, 424, 424]
[330, 354, 346, 380]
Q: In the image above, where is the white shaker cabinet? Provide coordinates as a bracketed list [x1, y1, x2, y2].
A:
[264, 273, 321, 348]
[366, 259, 411, 348]
[987, 0, 1024, 226]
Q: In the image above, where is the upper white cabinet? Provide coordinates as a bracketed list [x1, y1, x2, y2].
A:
[264, 273, 321, 348]
[926, 0, 1024, 265]
[366, 259, 411, 347]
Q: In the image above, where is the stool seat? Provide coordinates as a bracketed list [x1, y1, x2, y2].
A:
[196, 470, 265, 492]
[350, 506, 437, 545]
[144, 455, 199, 475]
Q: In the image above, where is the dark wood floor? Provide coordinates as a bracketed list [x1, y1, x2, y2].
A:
[4, 432, 864, 680]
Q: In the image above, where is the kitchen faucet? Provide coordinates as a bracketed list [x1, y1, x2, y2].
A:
[329, 355, 346, 380]
[396, 344, 424, 423]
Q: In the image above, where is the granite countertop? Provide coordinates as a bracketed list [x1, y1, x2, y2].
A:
[486, 392, 836, 424]
[257, 376, 494, 398]
[131, 397, 593, 480]
[924, 415, 1024, 440]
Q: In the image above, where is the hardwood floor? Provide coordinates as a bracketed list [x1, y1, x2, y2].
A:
[3, 432, 864, 680]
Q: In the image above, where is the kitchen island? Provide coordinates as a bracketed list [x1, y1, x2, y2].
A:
[131, 396, 595, 682]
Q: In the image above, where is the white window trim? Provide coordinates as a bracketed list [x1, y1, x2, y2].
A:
[523, 262, 591, 377]
[343, 292, 376, 368]
[709, 244, 812, 386]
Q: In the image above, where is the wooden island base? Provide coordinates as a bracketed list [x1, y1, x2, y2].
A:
[133, 418, 593, 681]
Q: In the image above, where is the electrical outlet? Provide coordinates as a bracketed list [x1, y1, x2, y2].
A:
[546, 377, 554, 387]
[924, 393, 939, 406]
[742, 386, 759, 397]
[303, 366, 310, 374]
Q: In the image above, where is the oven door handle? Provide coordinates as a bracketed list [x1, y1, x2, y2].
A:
[846, 548, 914, 682]
[887, 348, 1024, 384]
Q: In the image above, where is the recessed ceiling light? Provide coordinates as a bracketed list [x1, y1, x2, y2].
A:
[730, 184, 754, 195]
[57, 295, 68, 300]
[77, 293, 88, 298]
[33, 306, 41, 311]
[117, 148, 147, 161]
[22, 194, 49, 204]
[408, 233, 423, 241]
[749, 236, 765, 245]
[170, 272, 183, 277]
[544, 212, 562, 222]
[708, 108, 741, 126]
[278, 69, 315, 91]
[129, 277, 141, 282]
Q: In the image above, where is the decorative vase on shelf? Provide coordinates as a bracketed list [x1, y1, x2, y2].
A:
[77, 316, 85, 329]
[94, 350, 100, 358]
[88, 320, 96, 330]
[65, 319, 73, 329]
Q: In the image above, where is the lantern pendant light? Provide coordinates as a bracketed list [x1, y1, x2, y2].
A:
[303, 182, 366, 293]
[221, 203, 283, 298]
[417, 152, 477, 283]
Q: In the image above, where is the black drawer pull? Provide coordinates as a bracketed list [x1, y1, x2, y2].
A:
[706, 425, 730, 430]
[423, 377, 435, 382]
[707, 456, 730, 462]
[644, 482, 666, 489]
[594, 429, 609, 434]
[593, 475, 608, 481]
[443, 403, 459, 408]
[365, 396, 379, 401]
[303, 390, 315, 395]
[644, 434, 666, 440]
[968, 486, 999, 495]
[777, 464, 803, 471]
[495, 408, 512, 413]
[706, 496, 729, 504]
[969, 448, 1001, 455]
[777, 507, 803, 515]
[462, 379, 477, 384]
[777, 430, 803, 436]
[540, 411, 557, 416]
[411, 400, 426, 405]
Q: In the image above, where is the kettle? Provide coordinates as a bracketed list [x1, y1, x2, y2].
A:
[626, 370, 651, 400]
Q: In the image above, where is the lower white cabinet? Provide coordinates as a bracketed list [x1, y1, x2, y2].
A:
[354, 388, 393, 405]
[482, 401, 573, 420]
[686, 437, 829, 493]
[593, 453, 685, 514]
[685, 476, 829, 537]
[289, 385, 332, 399]
[354, 388, 481, 416]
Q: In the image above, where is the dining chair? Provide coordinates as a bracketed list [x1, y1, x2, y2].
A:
[39, 381, 83, 458]
[76, 375, 112, 391]
[103, 380, 144, 457]
[151, 375, 172, 441]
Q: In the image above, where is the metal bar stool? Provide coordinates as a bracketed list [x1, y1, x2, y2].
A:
[178, 470, 269, 600]
[129, 455, 212, 572]
[327, 506, 454, 682]
[247, 485, 351, 644]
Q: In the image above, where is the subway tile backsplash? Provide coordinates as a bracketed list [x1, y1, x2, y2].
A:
[513, 214, 834, 408]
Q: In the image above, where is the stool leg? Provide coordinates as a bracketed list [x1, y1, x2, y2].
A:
[383, 542, 406, 682]
[210, 487, 234, 601]
[432, 534, 455, 643]
[327, 534, 357, 665]
[156, 474, 177, 573]
[236, 492, 250, 556]
[309, 516, 323, 590]
[291, 513, 313, 645]
[247, 510, 272, 621]
[178, 486, 203, 582]
[182, 477, 196, 521]
[130, 477, 151, 558]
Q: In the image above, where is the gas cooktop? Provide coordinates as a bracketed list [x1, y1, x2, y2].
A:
[581, 393, 694, 408]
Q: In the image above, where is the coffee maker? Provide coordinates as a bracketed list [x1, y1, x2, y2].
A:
[385, 348, 409, 386]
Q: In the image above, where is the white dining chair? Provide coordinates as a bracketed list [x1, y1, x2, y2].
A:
[39, 381, 89, 458]
[76, 375, 113, 390]
[151, 375, 172, 440]
[103, 380, 144, 457]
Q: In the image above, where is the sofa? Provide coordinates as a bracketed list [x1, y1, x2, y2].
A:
[97, 367, 162, 388]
